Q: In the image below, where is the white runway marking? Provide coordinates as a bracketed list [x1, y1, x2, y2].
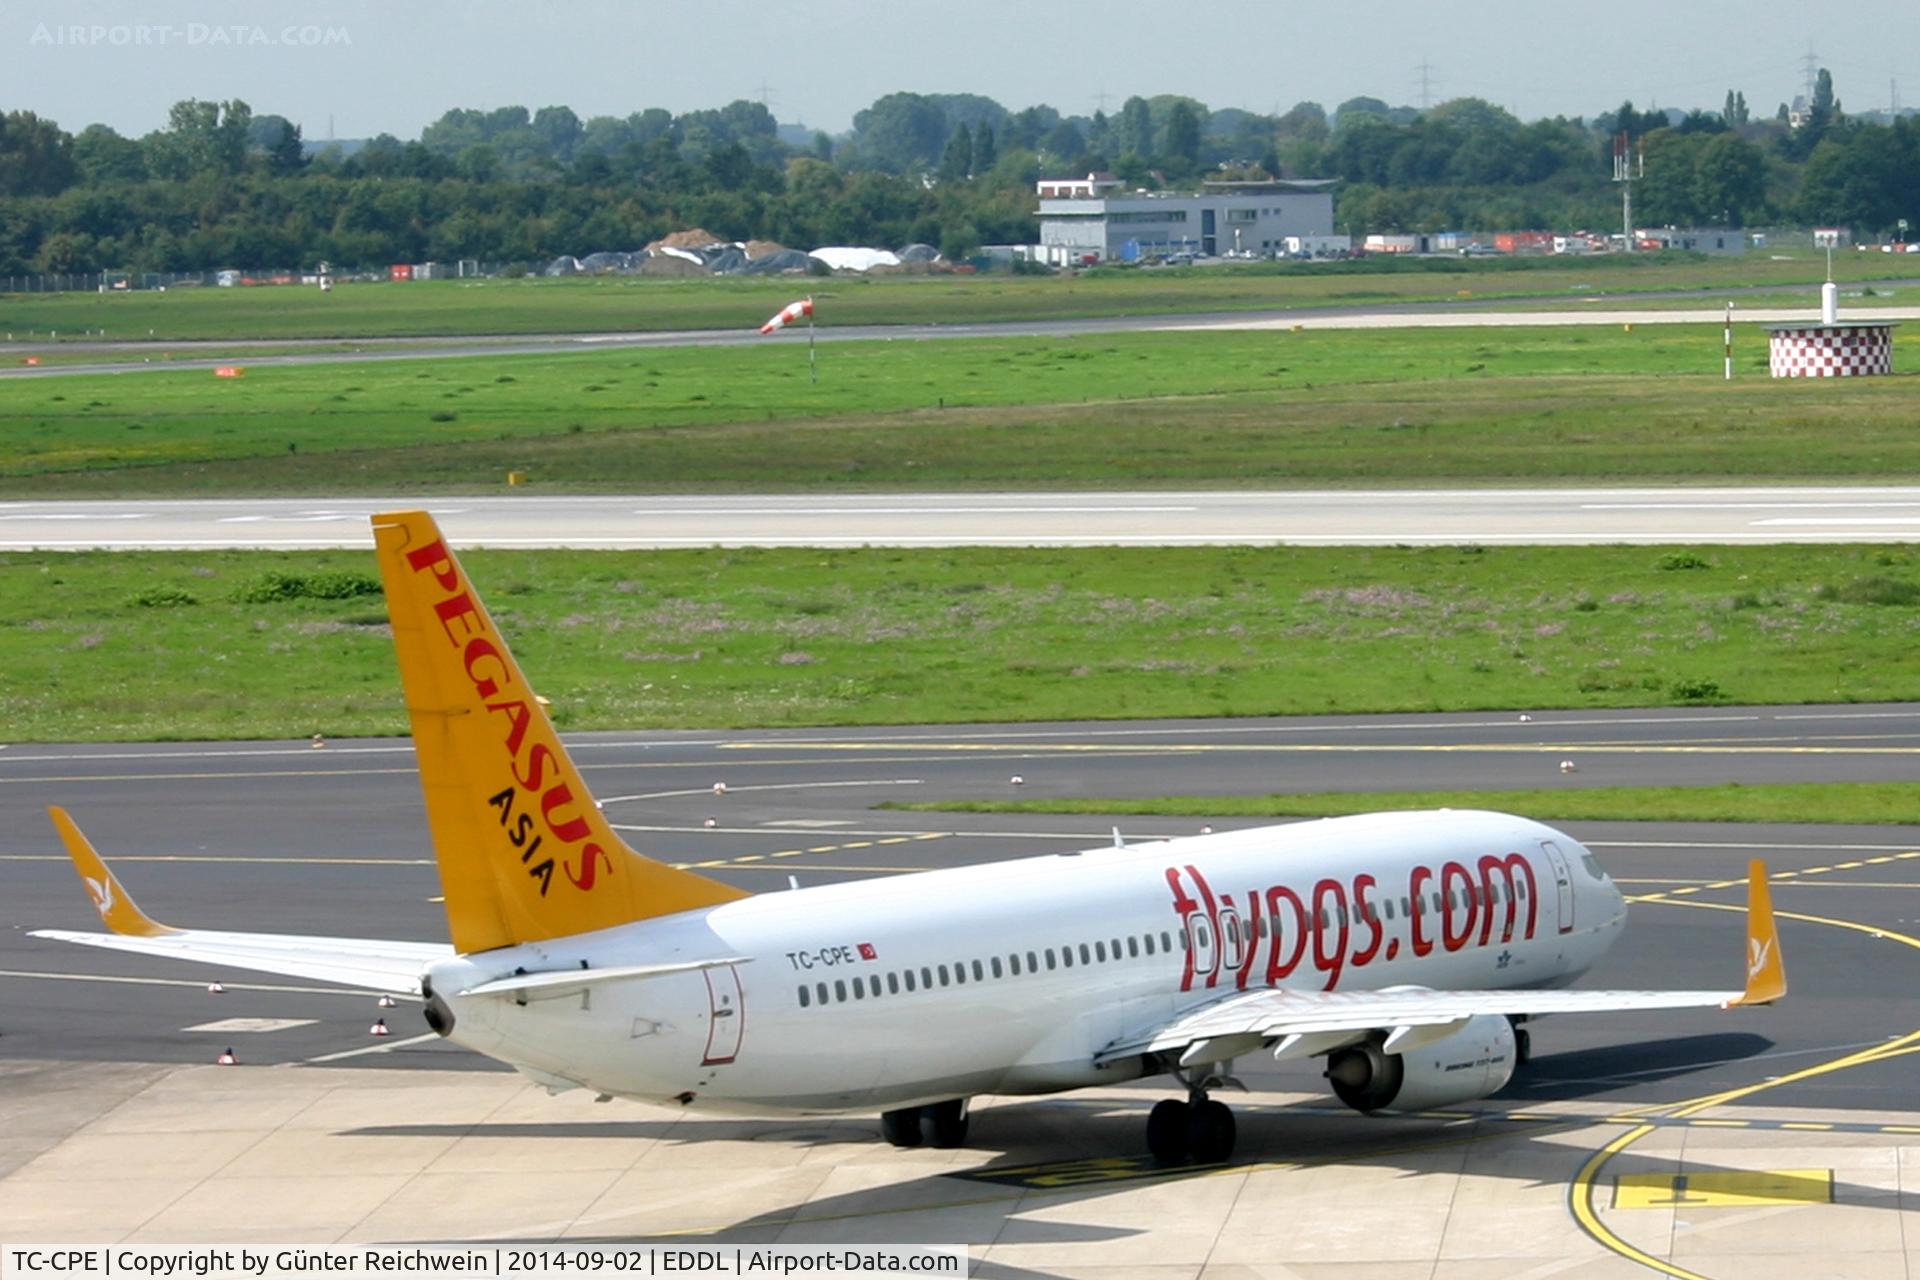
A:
[1754, 517, 1920, 526]
[184, 1017, 317, 1033]
[597, 778, 924, 804]
[304, 1031, 440, 1063]
[629, 505, 1201, 515]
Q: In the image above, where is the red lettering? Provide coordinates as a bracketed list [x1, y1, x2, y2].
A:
[1441, 860, 1477, 952]
[514, 742, 555, 793]
[404, 539, 459, 592]
[1187, 865, 1222, 990]
[1166, 868, 1201, 993]
[566, 844, 612, 890]
[1349, 874, 1384, 966]
[1235, 890, 1265, 990]
[1264, 885, 1308, 983]
[1477, 853, 1539, 945]
[1409, 865, 1436, 956]
[1311, 878, 1349, 991]
[486, 699, 534, 760]
[463, 638, 509, 699]
[539, 783, 593, 844]
[434, 592, 484, 647]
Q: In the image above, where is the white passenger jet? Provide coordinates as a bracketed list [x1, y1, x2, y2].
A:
[36, 511, 1786, 1163]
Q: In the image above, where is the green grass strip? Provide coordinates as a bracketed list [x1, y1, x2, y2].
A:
[885, 782, 1920, 826]
[6, 543, 1920, 743]
[8, 324, 1920, 496]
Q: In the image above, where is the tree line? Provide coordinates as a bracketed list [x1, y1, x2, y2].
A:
[0, 72, 1914, 276]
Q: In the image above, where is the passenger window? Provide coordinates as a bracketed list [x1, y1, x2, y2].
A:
[1111, 937, 1122, 957]
[816, 982, 828, 1005]
[834, 979, 847, 1002]
[1384, 899, 1395, 920]
[904, 969, 916, 992]
[1144, 933, 1156, 955]
[1079, 943, 1092, 964]
[852, 976, 865, 999]
[798, 985, 811, 1008]
[1046, 948, 1057, 969]
[971, 960, 984, 981]
[1009, 954, 1021, 976]
[991, 957, 1003, 978]
[1062, 946, 1074, 968]
[1096, 940, 1108, 962]
[888, 972, 900, 995]
[1128, 936, 1140, 958]
[1028, 950, 1039, 972]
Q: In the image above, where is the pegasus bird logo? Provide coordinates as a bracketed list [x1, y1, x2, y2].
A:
[1748, 936, 1771, 978]
[83, 875, 115, 921]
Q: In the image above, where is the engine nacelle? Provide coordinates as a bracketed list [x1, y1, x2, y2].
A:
[1324, 1014, 1516, 1114]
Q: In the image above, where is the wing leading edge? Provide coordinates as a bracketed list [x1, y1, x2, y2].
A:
[29, 807, 448, 995]
[1098, 860, 1786, 1067]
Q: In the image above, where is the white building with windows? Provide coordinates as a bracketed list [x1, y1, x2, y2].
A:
[1036, 178, 1336, 263]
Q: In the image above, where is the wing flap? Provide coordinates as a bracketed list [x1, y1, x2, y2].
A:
[1097, 984, 1746, 1064]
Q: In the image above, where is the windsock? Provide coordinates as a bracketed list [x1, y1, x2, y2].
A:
[759, 297, 814, 334]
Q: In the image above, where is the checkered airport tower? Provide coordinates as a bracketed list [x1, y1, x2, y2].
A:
[1767, 323, 1898, 377]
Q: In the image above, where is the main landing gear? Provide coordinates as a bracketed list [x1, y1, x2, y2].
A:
[879, 1098, 970, 1148]
[1146, 1065, 1240, 1165]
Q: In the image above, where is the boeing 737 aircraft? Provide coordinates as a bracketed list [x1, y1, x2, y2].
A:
[35, 511, 1786, 1163]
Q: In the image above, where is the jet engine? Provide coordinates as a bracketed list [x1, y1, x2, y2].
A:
[1324, 1014, 1516, 1113]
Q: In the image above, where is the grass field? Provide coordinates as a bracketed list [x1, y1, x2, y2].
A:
[7, 324, 1920, 495]
[887, 782, 1920, 826]
[5, 542, 1918, 742]
[5, 251, 1918, 342]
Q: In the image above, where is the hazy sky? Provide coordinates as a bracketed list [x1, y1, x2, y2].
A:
[11, 0, 1920, 139]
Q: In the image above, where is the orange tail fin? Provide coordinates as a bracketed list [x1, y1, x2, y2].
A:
[372, 511, 747, 954]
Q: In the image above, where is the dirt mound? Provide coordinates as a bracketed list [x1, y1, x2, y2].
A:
[636, 253, 709, 277]
[648, 228, 723, 251]
[744, 239, 788, 260]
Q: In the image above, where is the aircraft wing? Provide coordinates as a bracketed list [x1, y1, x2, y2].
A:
[29, 807, 448, 996]
[1098, 860, 1785, 1067]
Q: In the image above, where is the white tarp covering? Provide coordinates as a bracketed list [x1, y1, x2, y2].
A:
[810, 246, 901, 271]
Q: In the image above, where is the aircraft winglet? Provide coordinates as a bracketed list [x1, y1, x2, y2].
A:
[47, 806, 177, 938]
[1735, 859, 1786, 1006]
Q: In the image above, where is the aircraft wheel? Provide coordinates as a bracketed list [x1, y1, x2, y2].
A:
[1185, 1099, 1236, 1164]
[880, 1107, 923, 1148]
[1146, 1098, 1189, 1164]
[923, 1099, 970, 1148]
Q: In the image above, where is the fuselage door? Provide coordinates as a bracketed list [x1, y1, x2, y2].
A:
[1539, 841, 1575, 934]
[701, 965, 745, 1065]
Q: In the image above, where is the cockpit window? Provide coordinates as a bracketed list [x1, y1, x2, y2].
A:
[1581, 852, 1609, 881]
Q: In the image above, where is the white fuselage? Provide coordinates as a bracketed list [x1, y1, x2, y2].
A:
[428, 809, 1626, 1113]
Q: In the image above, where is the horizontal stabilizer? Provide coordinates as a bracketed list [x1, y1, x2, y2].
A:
[457, 956, 752, 999]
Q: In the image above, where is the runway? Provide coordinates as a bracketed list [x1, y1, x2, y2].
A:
[4, 707, 1919, 1268]
[9, 485, 1920, 549]
[5, 300, 1918, 380]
